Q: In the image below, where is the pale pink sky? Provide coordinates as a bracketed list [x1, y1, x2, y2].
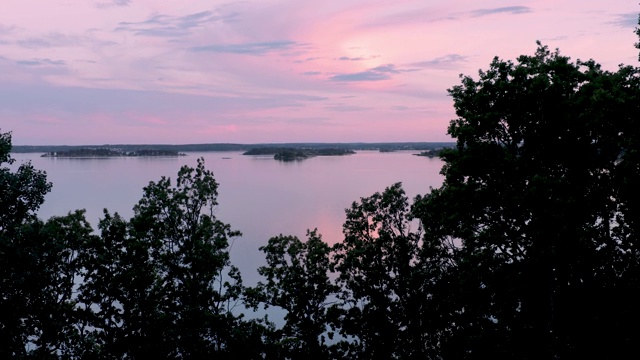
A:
[0, 0, 637, 145]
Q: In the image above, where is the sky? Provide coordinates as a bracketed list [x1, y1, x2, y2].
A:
[0, 1, 638, 145]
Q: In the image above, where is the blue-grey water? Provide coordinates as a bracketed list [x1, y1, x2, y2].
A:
[11, 151, 444, 285]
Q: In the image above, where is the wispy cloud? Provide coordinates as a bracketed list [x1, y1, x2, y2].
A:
[16, 58, 66, 66]
[330, 71, 390, 82]
[330, 64, 411, 82]
[339, 56, 364, 61]
[294, 56, 322, 63]
[609, 13, 638, 27]
[363, 8, 458, 29]
[17, 33, 80, 48]
[291, 94, 328, 102]
[391, 105, 430, 112]
[371, 64, 400, 74]
[116, 10, 237, 37]
[190, 40, 298, 55]
[363, 5, 530, 29]
[13, 32, 116, 49]
[325, 104, 371, 112]
[411, 54, 469, 69]
[471, 6, 531, 17]
[338, 55, 380, 61]
[96, 0, 131, 8]
[0, 25, 15, 36]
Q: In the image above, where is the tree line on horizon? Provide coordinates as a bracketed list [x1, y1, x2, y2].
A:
[11, 142, 453, 155]
[2, 23, 640, 359]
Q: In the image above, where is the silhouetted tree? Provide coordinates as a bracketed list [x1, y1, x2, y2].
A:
[77, 159, 259, 358]
[1, 131, 97, 358]
[249, 230, 337, 359]
[332, 183, 451, 359]
[425, 42, 640, 359]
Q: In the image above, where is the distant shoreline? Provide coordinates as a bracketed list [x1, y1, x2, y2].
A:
[12, 142, 455, 154]
[40, 148, 186, 158]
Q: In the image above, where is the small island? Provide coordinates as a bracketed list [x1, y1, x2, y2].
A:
[413, 149, 446, 158]
[42, 148, 186, 158]
[243, 147, 355, 161]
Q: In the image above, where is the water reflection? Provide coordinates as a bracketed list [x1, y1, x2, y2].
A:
[11, 151, 444, 285]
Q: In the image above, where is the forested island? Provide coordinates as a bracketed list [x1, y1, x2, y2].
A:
[243, 147, 356, 161]
[41, 148, 186, 157]
[413, 149, 445, 157]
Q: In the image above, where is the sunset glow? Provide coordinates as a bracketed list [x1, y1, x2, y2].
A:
[1, 0, 637, 144]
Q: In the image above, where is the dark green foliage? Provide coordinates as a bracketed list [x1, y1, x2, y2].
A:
[0, 131, 51, 233]
[77, 158, 250, 358]
[249, 230, 337, 359]
[1, 130, 96, 358]
[0, 130, 47, 356]
[331, 183, 450, 359]
[426, 42, 640, 359]
[636, 13, 640, 61]
[77, 210, 157, 358]
[274, 149, 310, 161]
[244, 147, 356, 161]
[128, 158, 245, 357]
[1, 140, 266, 358]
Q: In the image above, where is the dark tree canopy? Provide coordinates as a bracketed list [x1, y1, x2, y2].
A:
[249, 230, 337, 359]
[332, 182, 450, 359]
[77, 159, 254, 358]
[0, 143, 265, 358]
[421, 42, 640, 359]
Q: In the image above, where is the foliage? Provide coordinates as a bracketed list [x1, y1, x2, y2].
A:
[1, 143, 265, 358]
[423, 42, 640, 358]
[0, 131, 51, 233]
[636, 13, 640, 61]
[1, 130, 96, 358]
[77, 158, 251, 358]
[249, 230, 338, 359]
[331, 183, 451, 359]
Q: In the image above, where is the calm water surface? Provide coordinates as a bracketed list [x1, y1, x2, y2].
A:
[12, 151, 444, 284]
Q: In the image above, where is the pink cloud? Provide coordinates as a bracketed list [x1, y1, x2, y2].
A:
[0, 1, 638, 144]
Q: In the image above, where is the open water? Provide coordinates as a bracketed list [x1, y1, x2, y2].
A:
[11, 150, 445, 285]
